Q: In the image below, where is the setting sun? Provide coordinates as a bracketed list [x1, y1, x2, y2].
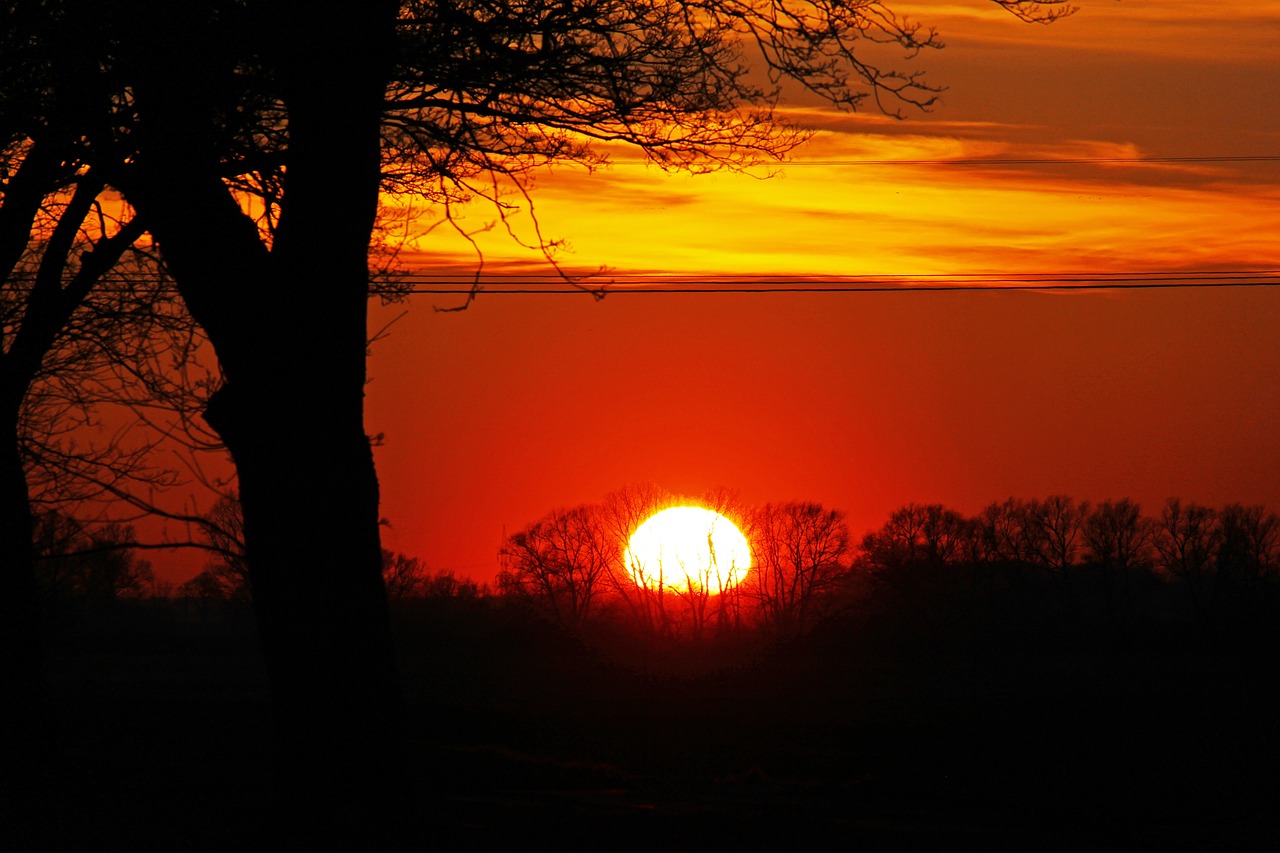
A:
[624, 506, 752, 594]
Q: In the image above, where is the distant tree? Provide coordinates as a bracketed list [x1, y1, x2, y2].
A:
[1020, 496, 1089, 573]
[32, 511, 154, 601]
[1083, 499, 1150, 568]
[598, 483, 676, 634]
[1081, 498, 1153, 606]
[976, 498, 1028, 566]
[1153, 499, 1222, 621]
[860, 503, 978, 607]
[381, 550, 429, 602]
[747, 502, 850, 636]
[178, 569, 226, 601]
[695, 487, 754, 633]
[1215, 504, 1279, 596]
[651, 496, 752, 639]
[189, 494, 251, 601]
[499, 505, 610, 627]
[418, 568, 481, 601]
[1019, 495, 1089, 612]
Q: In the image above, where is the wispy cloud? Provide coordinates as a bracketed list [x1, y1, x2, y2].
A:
[898, 1, 1280, 63]
[395, 109, 1279, 283]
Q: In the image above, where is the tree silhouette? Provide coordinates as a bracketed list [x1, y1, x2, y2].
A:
[381, 549, 460, 602]
[860, 503, 978, 609]
[1215, 504, 1279, 598]
[499, 504, 610, 627]
[596, 483, 684, 635]
[1153, 499, 1280, 626]
[747, 502, 850, 636]
[1, 9, 209, 719]
[1153, 498, 1222, 622]
[186, 493, 251, 602]
[1018, 495, 1089, 614]
[32, 511, 154, 602]
[1081, 498, 1153, 612]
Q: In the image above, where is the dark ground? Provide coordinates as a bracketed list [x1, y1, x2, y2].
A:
[6, 596, 1278, 850]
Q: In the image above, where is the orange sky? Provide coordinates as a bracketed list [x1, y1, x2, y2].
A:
[356, 1, 1280, 582]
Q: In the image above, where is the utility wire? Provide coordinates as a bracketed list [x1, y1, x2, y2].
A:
[777, 155, 1280, 167]
[65, 269, 1280, 294]
[399, 269, 1280, 294]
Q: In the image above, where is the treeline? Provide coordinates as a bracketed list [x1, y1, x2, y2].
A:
[497, 485, 850, 639]
[35, 491, 1280, 644]
[32, 510, 159, 601]
[31, 500, 479, 608]
[497, 489, 1280, 641]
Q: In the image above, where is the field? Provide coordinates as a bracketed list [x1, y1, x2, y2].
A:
[8, 595, 1278, 850]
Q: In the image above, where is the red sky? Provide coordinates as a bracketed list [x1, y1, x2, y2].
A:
[143, 1, 1280, 584]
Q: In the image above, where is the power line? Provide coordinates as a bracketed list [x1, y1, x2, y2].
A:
[400, 269, 1280, 294]
[779, 155, 1280, 167]
[35, 268, 1280, 294]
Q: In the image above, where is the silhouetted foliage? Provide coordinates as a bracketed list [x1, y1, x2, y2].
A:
[746, 502, 850, 636]
[1, 4, 217, 706]
[499, 505, 610, 627]
[382, 549, 476, 602]
[186, 493, 251, 601]
[1149, 498, 1280, 628]
[1216, 503, 1279, 595]
[33, 510, 155, 601]
[500, 490, 848, 638]
[1153, 498, 1223, 620]
[859, 502, 979, 617]
[597, 483, 683, 636]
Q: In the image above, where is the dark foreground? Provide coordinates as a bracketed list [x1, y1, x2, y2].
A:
[5, 596, 1278, 851]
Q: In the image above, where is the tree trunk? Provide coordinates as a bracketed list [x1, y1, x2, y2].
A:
[0, 398, 39, 679]
[0, 392, 47, 790]
[123, 1, 404, 820]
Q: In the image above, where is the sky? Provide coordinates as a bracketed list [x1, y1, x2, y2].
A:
[128, 1, 1278, 585]
[355, 0, 1280, 583]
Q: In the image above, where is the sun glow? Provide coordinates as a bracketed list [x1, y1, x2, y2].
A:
[624, 506, 752, 594]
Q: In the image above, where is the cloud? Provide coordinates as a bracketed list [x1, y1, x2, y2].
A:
[394, 103, 1279, 285]
[898, 1, 1280, 64]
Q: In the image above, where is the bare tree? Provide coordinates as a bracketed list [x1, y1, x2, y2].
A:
[2, 121, 205, 705]
[747, 502, 850, 636]
[1082, 498, 1153, 606]
[1082, 499, 1149, 568]
[32, 510, 155, 602]
[1216, 504, 1279, 596]
[859, 503, 979, 613]
[1019, 495, 1089, 612]
[598, 483, 677, 634]
[1153, 499, 1222, 621]
[1021, 496, 1089, 573]
[418, 568, 481, 601]
[977, 498, 1030, 566]
[382, 550, 429, 602]
[499, 504, 611, 627]
[186, 493, 251, 601]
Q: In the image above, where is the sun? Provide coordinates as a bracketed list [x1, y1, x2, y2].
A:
[624, 506, 752, 594]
